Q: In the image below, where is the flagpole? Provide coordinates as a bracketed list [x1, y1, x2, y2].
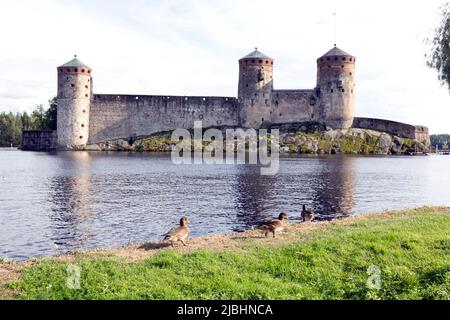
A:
[334, 11, 337, 47]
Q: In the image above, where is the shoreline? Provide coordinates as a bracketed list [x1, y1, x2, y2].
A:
[1, 206, 449, 299]
[1, 206, 448, 263]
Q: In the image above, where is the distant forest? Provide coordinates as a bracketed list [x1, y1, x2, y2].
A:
[0, 97, 57, 147]
[430, 134, 450, 149]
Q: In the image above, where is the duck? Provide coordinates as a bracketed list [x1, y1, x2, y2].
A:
[258, 213, 289, 238]
[162, 216, 190, 246]
[301, 205, 315, 222]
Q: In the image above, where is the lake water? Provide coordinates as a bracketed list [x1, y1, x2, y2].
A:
[0, 149, 449, 260]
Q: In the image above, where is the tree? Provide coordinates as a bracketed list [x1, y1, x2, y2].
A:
[426, 2, 450, 92]
[43, 97, 58, 130]
[0, 97, 58, 146]
[30, 104, 46, 130]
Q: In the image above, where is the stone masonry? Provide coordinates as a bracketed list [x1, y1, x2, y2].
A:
[55, 47, 429, 149]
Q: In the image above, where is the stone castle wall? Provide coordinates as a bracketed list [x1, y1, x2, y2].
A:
[21, 130, 57, 151]
[352, 117, 430, 145]
[271, 90, 318, 124]
[88, 94, 239, 144]
[52, 49, 430, 149]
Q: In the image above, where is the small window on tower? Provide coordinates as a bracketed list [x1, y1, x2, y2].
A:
[81, 69, 85, 73]
[259, 60, 263, 63]
[88, 70, 91, 74]
[81, 124, 85, 128]
[79, 136, 83, 139]
[252, 59, 255, 63]
[71, 84, 75, 88]
[82, 110, 86, 113]
[74, 68, 78, 72]
[331, 89, 334, 93]
[342, 89, 345, 92]
[85, 85, 88, 89]
[85, 94, 89, 97]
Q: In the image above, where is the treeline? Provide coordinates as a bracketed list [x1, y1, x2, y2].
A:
[0, 97, 57, 147]
[430, 134, 450, 148]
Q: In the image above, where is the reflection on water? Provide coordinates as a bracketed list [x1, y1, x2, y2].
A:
[311, 157, 355, 218]
[48, 152, 93, 249]
[0, 150, 449, 260]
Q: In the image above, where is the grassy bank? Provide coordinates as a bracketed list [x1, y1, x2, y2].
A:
[1, 207, 449, 300]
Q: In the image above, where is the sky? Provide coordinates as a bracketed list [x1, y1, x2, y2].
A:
[0, 0, 449, 133]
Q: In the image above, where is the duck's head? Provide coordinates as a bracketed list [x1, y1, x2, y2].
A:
[278, 213, 288, 220]
[180, 216, 189, 226]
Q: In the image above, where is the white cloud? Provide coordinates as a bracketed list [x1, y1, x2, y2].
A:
[0, 0, 448, 133]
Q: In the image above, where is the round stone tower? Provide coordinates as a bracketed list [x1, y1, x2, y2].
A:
[57, 56, 92, 148]
[238, 48, 274, 128]
[316, 46, 356, 129]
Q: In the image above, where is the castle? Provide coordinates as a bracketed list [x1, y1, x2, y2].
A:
[22, 46, 430, 150]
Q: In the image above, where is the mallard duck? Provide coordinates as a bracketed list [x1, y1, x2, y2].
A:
[162, 216, 190, 246]
[258, 213, 288, 238]
[301, 205, 315, 222]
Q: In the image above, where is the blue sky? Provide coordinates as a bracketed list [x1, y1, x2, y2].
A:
[0, 0, 449, 133]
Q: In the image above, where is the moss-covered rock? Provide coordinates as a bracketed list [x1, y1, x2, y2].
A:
[85, 128, 430, 155]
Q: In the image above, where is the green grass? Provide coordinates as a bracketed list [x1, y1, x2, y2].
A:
[6, 208, 450, 300]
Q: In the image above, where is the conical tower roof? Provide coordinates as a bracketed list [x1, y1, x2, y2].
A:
[59, 56, 90, 68]
[240, 48, 273, 60]
[319, 46, 354, 58]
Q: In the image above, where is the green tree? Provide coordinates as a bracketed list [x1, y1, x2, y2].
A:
[43, 97, 57, 130]
[426, 2, 450, 91]
[22, 112, 32, 130]
[0, 97, 57, 146]
[30, 104, 46, 130]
